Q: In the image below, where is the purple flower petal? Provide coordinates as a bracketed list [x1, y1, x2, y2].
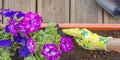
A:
[40, 44, 60, 60]
[3, 9, 10, 13]
[19, 46, 30, 57]
[13, 33, 22, 43]
[0, 12, 3, 15]
[7, 19, 17, 36]
[16, 11, 25, 19]
[14, 33, 28, 46]
[17, 12, 41, 35]
[0, 9, 10, 15]
[0, 40, 11, 47]
[59, 36, 73, 53]
[21, 36, 28, 46]
[0, 9, 2, 15]
[5, 25, 9, 33]
[0, 20, 2, 22]
[27, 38, 36, 54]
[4, 11, 17, 19]
[17, 21, 29, 35]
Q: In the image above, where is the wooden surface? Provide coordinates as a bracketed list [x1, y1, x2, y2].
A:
[1, 0, 120, 24]
[3, 0, 36, 24]
[104, 11, 120, 24]
[4, 0, 36, 12]
[71, 0, 103, 23]
[38, 0, 69, 23]
[0, 0, 2, 24]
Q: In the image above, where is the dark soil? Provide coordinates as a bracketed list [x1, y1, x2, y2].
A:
[13, 30, 120, 60]
[60, 30, 120, 60]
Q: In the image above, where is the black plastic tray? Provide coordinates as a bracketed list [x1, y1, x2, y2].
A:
[96, 0, 120, 18]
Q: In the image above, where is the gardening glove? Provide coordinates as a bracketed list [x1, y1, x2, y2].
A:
[62, 28, 112, 51]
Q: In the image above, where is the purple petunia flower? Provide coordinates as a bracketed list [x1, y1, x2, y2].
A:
[0, 9, 18, 19]
[0, 12, 2, 15]
[0, 9, 10, 15]
[40, 44, 60, 60]
[59, 36, 73, 53]
[0, 9, 2, 15]
[16, 22, 28, 36]
[27, 38, 36, 54]
[7, 19, 17, 36]
[17, 12, 41, 35]
[21, 36, 28, 46]
[4, 10, 17, 19]
[3, 9, 10, 14]
[0, 40, 11, 47]
[19, 46, 30, 57]
[0, 10, 2, 15]
[0, 20, 2, 22]
[16, 11, 25, 19]
[0, 9, 23, 19]
[14, 33, 27, 46]
[14, 33, 22, 43]
[5, 25, 9, 33]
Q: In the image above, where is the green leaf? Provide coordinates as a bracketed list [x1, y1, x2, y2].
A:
[0, 48, 11, 60]
[0, 29, 12, 40]
[31, 23, 61, 59]
[25, 55, 36, 60]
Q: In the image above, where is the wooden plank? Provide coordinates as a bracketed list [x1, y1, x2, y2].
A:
[65, 0, 69, 23]
[104, 11, 120, 24]
[4, 0, 36, 12]
[0, 0, 2, 8]
[71, 0, 76, 23]
[71, 0, 102, 23]
[38, 0, 69, 23]
[3, 0, 36, 24]
[103, 11, 109, 24]
[0, 0, 2, 24]
[37, 0, 42, 16]
[97, 5, 103, 23]
[30, 0, 36, 12]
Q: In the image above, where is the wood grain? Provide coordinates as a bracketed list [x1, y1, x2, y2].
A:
[65, 0, 69, 23]
[38, 0, 69, 23]
[2, 0, 120, 24]
[97, 5, 103, 23]
[71, 0, 76, 23]
[0, 0, 2, 24]
[104, 11, 120, 24]
[3, 0, 36, 24]
[37, 0, 43, 17]
[71, 0, 103, 23]
[4, 0, 36, 12]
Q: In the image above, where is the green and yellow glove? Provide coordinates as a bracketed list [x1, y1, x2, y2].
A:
[62, 28, 112, 51]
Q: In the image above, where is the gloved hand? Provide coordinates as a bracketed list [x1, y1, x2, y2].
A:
[62, 28, 112, 51]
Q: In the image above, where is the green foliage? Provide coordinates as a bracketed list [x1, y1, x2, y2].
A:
[24, 55, 36, 60]
[8, 43, 20, 56]
[0, 23, 61, 60]
[0, 29, 12, 40]
[30, 22, 61, 60]
[0, 48, 11, 60]
[0, 29, 18, 60]
[0, 29, 12, 60]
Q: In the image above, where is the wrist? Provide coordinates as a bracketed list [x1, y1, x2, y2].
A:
[107, 38, 120, 52]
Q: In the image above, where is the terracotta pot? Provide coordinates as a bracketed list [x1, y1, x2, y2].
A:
[41, 23, 120, 30]
[1, 23, 120, 30]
